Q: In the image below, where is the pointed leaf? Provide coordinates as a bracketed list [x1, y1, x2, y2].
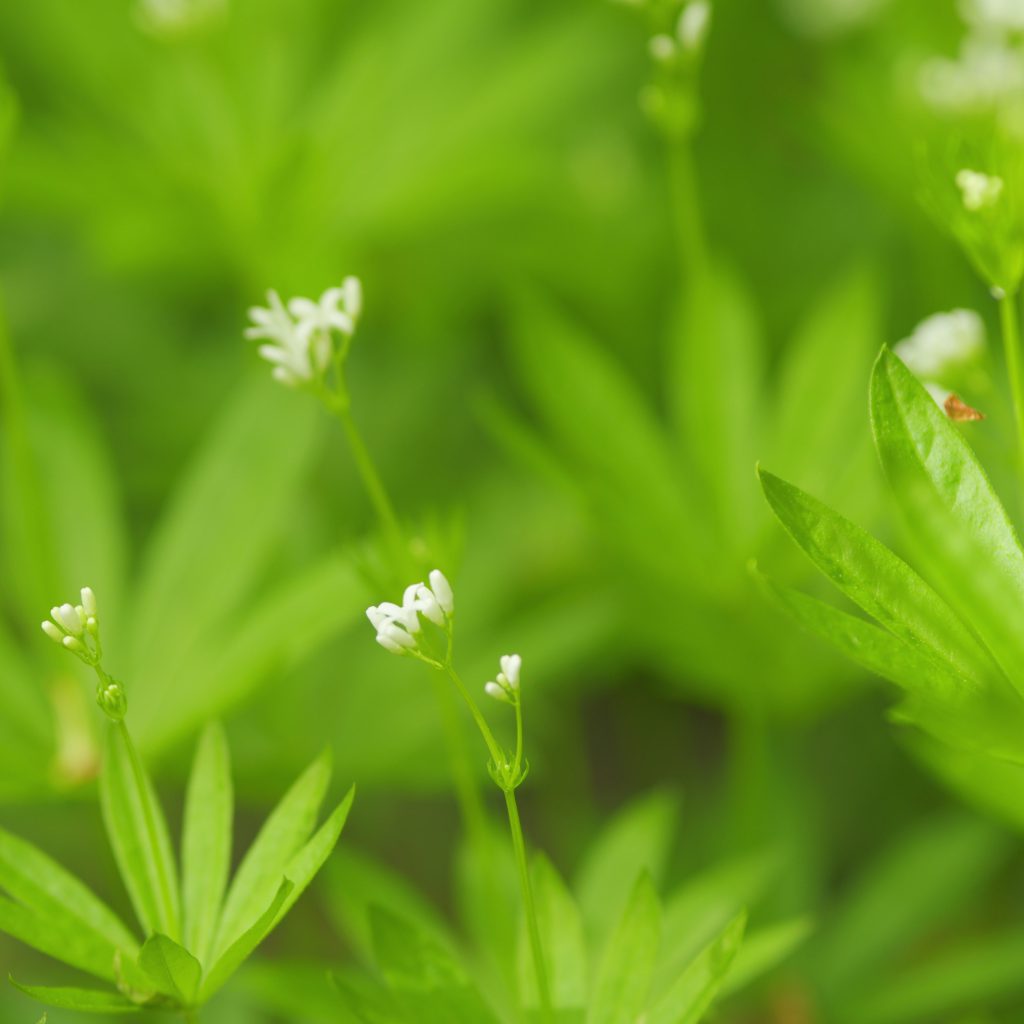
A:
[517, 854, 587, 1010]
[758, 467, 997, 687]
[9, 977, 140, 1013]
[587, 871, 661, 1024]
[0, 826, 138, 976]
[137, 933, 201, 1005]
[869, 346, 1024, 696]
[648, 911, 746, 1024]
[200, 880, 293, 1001]
[719, 916, 813, 997]
[213, 748, 331, 957]
[181, 721, 232, 965]
[99, 722, 180, 940]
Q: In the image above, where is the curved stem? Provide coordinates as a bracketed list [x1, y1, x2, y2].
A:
[442, 663, 505, 770]
[999, 290, 1024, 470]
[504, 788, 554, 1022]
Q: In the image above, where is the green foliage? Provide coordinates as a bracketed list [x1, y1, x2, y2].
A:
[1, 723, 352, 1016]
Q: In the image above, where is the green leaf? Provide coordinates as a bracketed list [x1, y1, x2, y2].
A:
[653, 850, 775, 996]
[753, 571, 1024, 762]
[0, 826, 138, 981]
[719, 916, 813, 997]
[647, 911, 746, 1024]
[758, 467, 997, 688]
[839, 928, 1024, 1024]
[181, 721, 232, 965]
[769, 266, 881, 499]
[8, 977, 141, 1014]
[869, 346, 1024, 697]
[518, 854, 587, 1011]
[587, 871, 661, 1024]
[369, 907, 500, 1024]
[575, 790, 678, 948]
[137, 933, 201, 1005]
[99, 722, 180, 941]
[213, 748, 331, 958]
[508, 293, 705, 581]
[669, 261, 763, 554]
[128, 378, 319, 697]
[813, 812, 1010, 1000]
[200, 881, 293, 1002]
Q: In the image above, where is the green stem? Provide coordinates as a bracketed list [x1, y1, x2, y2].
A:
[331, 400, 409, 576]
[116, 720, 180, 940]
[504, 788, 554, 1023]
[443, 664, 552, 1019]
[513, 696, 524, 780]
[667, 138, 707, 277]
[999, 290, 1024, 468]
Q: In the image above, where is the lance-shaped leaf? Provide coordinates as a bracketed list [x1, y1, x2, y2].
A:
[181, 721, 232, 965]
[0, 826, 138, 981]
[137, 933, 201, 1005]
[758, 467, 998, 688]
[9, 977, 141, 1014]
[587, 871, 661, 1024]
[99, 722, 180, 941]
[212, 748, 332, 957]
[647, 911, 746, 1024]
[869, 346, 1024, 697]
[753, 571, 1024, 763]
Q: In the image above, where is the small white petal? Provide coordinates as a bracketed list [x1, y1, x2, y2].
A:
[678, 0, 711, 52]
[500, 654, 522, 688]
[58, 603, 83, 635]
[62, 635, 84, 652]
[428, 570, 454, 615]
[415, 585, 445, 626]
[81, 587, 97, 617]
[342, 276, 363, 320]
[376, 632, 405, 654]
[41, 621, 63, 643]
[380, 622, 416, 649]
[485, 681, 510, 703]
[366, 606, 389, 630]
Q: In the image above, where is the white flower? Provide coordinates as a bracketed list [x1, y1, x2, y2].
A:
[499, 654, 522, 690]
[245, 277, 363, 389]
[956, 168, 1004, 211]
[428, 569, 454, 617]
[367, 569, 454, 657]
[486, 653, 523, 701]
[677, 1, 712, 53]
[894, 309, 985, 380]
[42, 588, 101, 661]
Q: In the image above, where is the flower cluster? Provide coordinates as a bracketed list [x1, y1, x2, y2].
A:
[366, 569, 454, 658]
[41, 588, 127, 720]
[484, 654, 522, 704]
[42, 587, 100, 661]
[957, 168, 1005, 211]
[245, 277, 363, 389]
[894, 310, 986, 421]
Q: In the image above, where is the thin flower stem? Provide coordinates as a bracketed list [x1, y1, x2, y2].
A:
[513, 696, 524, 780]
[443, 664, 553, 1020]
[504, 787, 554, 1023]
[999, 290, 1024, 467]
[331, 401, 408, 574]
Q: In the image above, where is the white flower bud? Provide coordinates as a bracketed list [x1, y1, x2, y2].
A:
[415, 585, 446, 626]
[376, 632, 406, 654]
[342, 276, 363, 321]
[62, 636, 84, 653]
[379, 622, 416, 650]
[41, 621, 63, 643]
[57, 604, 83, 635]
[499, 654, 522, 689]
[485, 681, 511, 703]
[81, 587, 97, 617]
[366, 605, 389, 631]
[894, 309, 985, 380]
[428, 570, 454, 616]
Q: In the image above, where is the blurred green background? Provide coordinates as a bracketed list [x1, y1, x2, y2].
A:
[2, 0, 1024, 1020]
